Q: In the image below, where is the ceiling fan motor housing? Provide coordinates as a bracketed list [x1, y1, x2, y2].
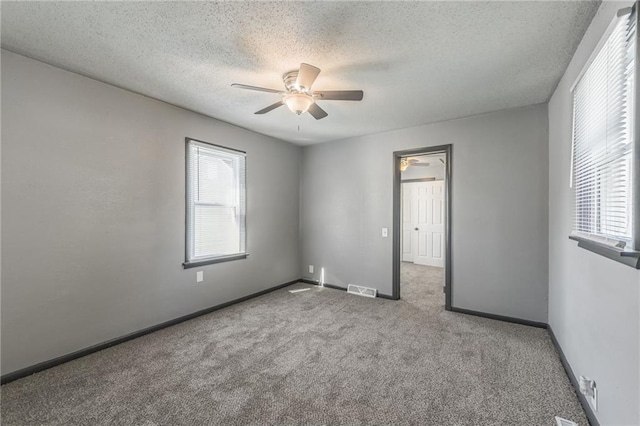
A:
[282, 70, 314, 114]
[284, 70, 310, 93]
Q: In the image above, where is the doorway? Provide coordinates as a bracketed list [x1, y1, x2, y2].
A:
[392, 145, 452, 309]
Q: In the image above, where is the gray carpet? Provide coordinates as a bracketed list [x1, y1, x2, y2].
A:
[2, 272, 587, 425]
[401, 261, 445, 310]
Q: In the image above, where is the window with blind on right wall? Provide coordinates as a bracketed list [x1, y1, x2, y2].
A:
[569, 5, 640, 268]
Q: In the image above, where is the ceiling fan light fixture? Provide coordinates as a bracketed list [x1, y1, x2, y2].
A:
[400, 158, 409, 171]
[284, 93, 314, 115]
[233, 63, 363, 120]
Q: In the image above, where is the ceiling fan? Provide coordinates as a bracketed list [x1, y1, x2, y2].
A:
[231, 63, 364, 120]
[400, 158, 431, 171]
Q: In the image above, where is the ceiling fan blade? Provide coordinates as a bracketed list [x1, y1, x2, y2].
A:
[255, 101, 284, 114]
[313, 90, 364, 101]
[232, 83, 283, 94]
[296, 63, 321, 90]
[307, 103, 328, 120]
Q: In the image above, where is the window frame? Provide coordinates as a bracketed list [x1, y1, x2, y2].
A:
[568, 5, 640, 269]
[183, 137, 248, 269]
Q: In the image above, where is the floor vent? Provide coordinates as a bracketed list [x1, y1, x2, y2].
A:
[347, 284, 377, 298]
[289, 288, 310, 293]
[555, 416, 578, 426]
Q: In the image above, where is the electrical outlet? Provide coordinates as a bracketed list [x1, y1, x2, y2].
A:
[579, 376, 597, 411]
[308, 265, 314, 274]
[382, 228, 389, 237]
[196, 271, 204, 283]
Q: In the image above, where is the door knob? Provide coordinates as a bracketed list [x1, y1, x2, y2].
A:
[414, 227, 419, 231]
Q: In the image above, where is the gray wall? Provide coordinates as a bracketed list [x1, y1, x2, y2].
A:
[548, 2, 640, 425]
[300, 104, 549, 322]
[1, 50, 302, 375]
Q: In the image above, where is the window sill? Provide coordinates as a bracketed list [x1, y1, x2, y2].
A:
[568, 235, 640, 269]
[183, 253, 249, 269]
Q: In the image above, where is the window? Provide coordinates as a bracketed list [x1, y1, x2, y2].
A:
[571, 7, 638, 256]
[184, 138, 246, 267]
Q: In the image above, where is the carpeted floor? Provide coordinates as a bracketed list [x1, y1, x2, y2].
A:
[400, 261, 445, 310]
[1, 274, 587, 425]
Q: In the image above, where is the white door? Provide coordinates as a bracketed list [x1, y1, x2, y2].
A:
[401, 183, 415, 262]
[413, 181, 445, 267]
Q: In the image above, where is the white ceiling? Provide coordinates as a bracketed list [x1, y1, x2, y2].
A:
[1, 1, 599, 145]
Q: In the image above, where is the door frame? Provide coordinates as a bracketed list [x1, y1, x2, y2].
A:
[392, 144, 452, 310]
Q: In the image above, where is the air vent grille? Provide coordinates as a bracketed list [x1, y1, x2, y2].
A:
[555, 416, 578, 426]
[347, 284, 377, 298]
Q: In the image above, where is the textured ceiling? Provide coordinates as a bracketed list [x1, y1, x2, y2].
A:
[1, 1, 599, 145]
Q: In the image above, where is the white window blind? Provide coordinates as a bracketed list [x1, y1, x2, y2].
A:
[186, 139, 246, 263]
[571, 8, 636, 248]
